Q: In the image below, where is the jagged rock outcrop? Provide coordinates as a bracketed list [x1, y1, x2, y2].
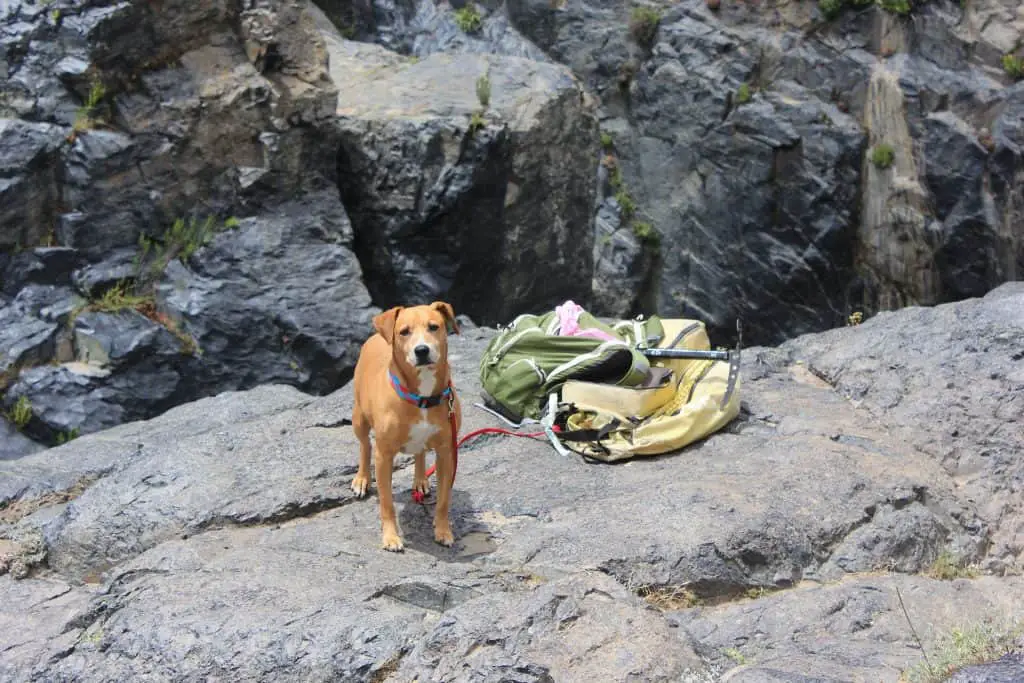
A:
[1, 284, 1021, 680]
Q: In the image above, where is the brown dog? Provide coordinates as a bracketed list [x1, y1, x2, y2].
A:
[350, 302, 462, 551]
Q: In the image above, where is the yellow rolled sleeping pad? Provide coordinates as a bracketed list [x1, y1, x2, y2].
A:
[559, 319, 741, 461]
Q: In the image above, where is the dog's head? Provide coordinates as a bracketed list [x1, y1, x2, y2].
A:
[373, 301, 460, 369]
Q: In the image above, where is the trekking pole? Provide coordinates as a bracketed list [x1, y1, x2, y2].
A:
[636, 320, 741, 363]
[639, 348, 731, 361]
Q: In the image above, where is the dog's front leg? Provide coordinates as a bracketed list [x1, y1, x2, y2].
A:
[412, 452, 430, 497]
[374, 446, 404, 551]
[432, 444, 455, 547]
[350, 412, 372, 498]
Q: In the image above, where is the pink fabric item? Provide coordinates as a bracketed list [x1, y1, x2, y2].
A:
[554, 300, 619, 341]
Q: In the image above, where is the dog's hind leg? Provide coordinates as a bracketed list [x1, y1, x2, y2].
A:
[351, 410, 372, 498]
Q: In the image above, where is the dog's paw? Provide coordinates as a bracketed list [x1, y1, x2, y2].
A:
[350, 474, 370, 498]
[381, 532, 405, 552]
[412, 475, 431, 498]
[434, 526, 455, 547]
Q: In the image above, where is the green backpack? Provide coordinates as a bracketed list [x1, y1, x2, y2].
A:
[478, 308, 665, 423]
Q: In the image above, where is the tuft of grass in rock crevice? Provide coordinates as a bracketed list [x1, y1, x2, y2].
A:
[819, 0, 929, 20]
[138, 215, 240, 274]
[72, 215, 240, 356]
[735, 82, 752, 105]
[5, 395, 33, 430]
[628, 6, 661, 50]
[870, 143, 895, 169]
[76, 280, 155, 317]
[1003, 54, 1024, 80]
[71, 280, 200, 354]
[901, 621, 1023, 683]
[73, 79, 106, 130]
[923, 551, 979, 581]
[454, 2, 482, 33]
[466, 73, 491, 138]
[602, 155, 661, 248]
[636, 584, 703, 610]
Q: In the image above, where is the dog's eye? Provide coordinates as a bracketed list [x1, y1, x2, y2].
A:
[399, 328, 411, 337]
[428, 323, 440, 332]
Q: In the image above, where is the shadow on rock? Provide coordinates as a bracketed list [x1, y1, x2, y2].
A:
[397, 488, 494, 563]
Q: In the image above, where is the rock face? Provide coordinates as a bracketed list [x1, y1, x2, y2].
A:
[422, 0, 1022, 344]
[0, 0, 377, 446]
[318, 0, 1024, 342]
[325, 23, 599, 325]
[1, 285, 1022, 681]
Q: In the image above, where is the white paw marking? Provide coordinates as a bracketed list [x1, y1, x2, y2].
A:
[351, 476, 369, 498]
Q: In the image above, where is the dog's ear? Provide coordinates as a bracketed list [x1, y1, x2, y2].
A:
[373, 307, 404, 344]
[431, 301, 459, 335]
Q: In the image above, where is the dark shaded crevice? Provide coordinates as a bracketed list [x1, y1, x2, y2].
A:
[310, 417, 352, 429]
[367, 580, 483, 612]
[311, 0, 379, 42]
[337, 127, 512, 324]
[635, 244, 661, 318]
[190, 493, 360, 534]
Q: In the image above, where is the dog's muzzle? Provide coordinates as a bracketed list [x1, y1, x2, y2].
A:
[414, 344, 432, 366]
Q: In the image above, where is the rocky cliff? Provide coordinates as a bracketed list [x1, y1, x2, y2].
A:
[2, 0, 378, 447]
[1, 284, 1022, 681]
[1, 0, 1022, 452]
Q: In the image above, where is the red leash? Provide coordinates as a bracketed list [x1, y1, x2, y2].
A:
[410, 421, 556, 503]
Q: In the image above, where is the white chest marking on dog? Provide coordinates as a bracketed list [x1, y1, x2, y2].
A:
[417, 366, 438, 396]
[404, 415, 439, 454]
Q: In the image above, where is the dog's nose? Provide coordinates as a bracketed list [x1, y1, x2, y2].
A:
[414, 345, 430, 360]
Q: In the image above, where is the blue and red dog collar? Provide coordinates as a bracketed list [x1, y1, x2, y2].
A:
[389, 371, 452, 409]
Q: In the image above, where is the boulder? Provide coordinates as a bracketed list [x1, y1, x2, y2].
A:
[1, 247, 82, 296]
[3, 364, 127, 443]
[70, 248, 138, 298]
[0, 303, 58, 385]
[309, 0, 549, 60]
[327, 33, 599, 325]
[156, 191, 376, 396]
